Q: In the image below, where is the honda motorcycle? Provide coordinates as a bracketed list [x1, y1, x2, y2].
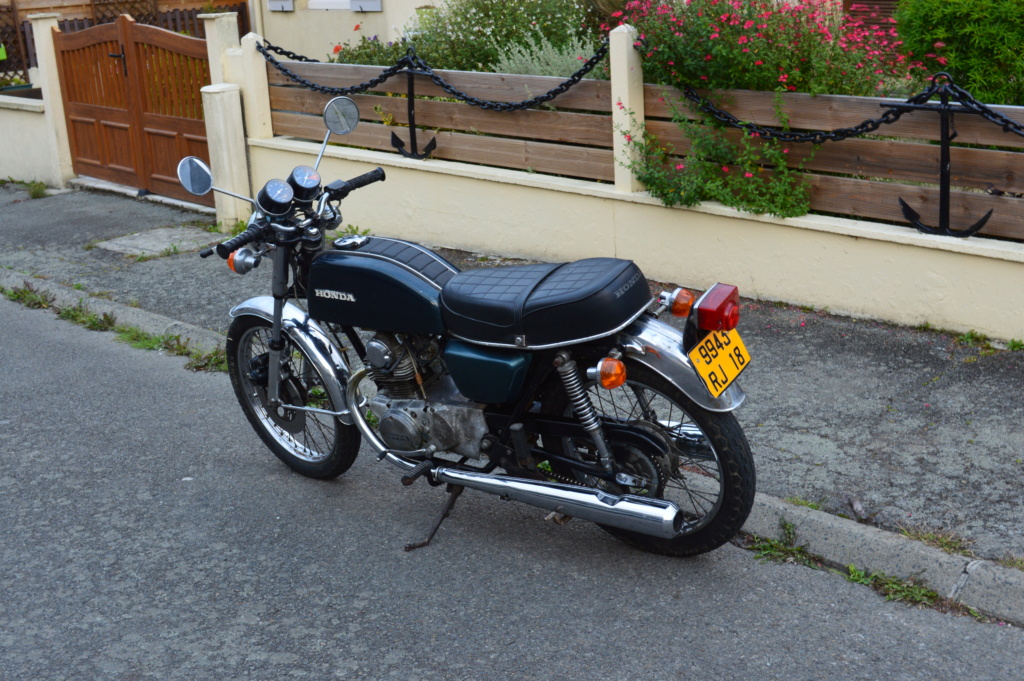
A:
[176, 97, 756, 556]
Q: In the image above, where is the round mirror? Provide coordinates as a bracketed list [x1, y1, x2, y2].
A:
[323, 97, 360, 135]
[176, 157, 213, 196]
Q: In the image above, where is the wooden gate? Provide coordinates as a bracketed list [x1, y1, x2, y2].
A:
[53, 14, 212, 205]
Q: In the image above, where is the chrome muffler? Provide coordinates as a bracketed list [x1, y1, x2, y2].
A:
[431, 468, 683, 540]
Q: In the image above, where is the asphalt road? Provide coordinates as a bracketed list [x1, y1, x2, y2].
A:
[2, 296, 1023, 680]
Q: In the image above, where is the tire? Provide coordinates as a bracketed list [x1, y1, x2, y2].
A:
[543, 360, 756, 556]
[226, 315, 360, 479]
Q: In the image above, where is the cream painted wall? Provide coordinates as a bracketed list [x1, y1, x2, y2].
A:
[247, 138, 1024, 342]
[255, 0, 427, 59]
[0, 97, 64, 186]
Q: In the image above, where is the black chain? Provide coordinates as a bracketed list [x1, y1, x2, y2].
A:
[942, 80, 1024, 138]
[259, 42, 412, 96]
[258, 40, 609, 110]
[404, 42, 609, 111]
[678, 81, 942, 144]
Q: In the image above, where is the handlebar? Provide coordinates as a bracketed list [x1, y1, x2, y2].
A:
[200, 167, 385, 260]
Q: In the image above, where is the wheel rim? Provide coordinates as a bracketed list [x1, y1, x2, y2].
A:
[236, 325, 338, 463]
[563, 380, 726, 536]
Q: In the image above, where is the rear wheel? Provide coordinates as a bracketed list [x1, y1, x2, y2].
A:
[544, 360, 755, 556]
[227, 315, 360, 479]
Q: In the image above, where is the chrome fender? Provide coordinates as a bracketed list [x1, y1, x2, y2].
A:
[616, 315, 745, 413]
[230, 296, 355, 425]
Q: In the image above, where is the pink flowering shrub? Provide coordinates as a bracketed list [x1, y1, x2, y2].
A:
[606, 0, 927, 96]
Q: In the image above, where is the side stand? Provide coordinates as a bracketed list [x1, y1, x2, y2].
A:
[404, 484, 464, 551]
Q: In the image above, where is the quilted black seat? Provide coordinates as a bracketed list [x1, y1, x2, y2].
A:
[439, 257, 652, 348]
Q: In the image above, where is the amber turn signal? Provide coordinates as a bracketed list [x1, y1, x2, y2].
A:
[596, 357, 627, 390]
[670, 288, 696, 317]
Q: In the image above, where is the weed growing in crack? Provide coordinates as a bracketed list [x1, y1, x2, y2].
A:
[784, 496, 822, 511]
[746, 520, 824, 568]
[56, 302, 116, 331]
[3, 281, 55, 309]
[898, 524, 975, 557]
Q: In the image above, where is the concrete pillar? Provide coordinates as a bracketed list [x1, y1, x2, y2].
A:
[28, 13, 74, 187]
[199, 13, 242, 86]
[610, 24, 645, 194]
[201, 83, 252, 226]
[223, 33, 273, 140]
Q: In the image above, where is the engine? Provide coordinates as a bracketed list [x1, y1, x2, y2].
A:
[363, 333, 489, 459]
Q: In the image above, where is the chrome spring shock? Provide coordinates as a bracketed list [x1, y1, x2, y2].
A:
[555, 350, 614, 470]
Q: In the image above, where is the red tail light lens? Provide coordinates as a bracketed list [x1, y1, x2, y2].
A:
[696, 284, 741, 331]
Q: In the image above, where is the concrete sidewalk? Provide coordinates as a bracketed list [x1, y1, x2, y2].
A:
[2, 181, 1023, 624]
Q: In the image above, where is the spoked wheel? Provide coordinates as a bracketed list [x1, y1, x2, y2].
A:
[226, 315, 360, 479]
[544, 361, 755, 556]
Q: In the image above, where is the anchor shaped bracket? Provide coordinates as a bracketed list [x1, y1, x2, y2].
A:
[390, 68, 437, 160]
[886, 74, 993, 238]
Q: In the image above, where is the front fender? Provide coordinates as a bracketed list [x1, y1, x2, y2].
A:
[616, 315, 745, 413]
[230, 296, 355, 425]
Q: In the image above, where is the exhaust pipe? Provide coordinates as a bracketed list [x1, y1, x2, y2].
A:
[432, 467, 683, 540]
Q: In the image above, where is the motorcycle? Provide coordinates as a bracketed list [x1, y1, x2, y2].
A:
[176, 96, 756, 556]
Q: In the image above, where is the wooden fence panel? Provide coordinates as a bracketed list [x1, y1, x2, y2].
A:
[267, 63, 612, 113]
[268, 61, 615, 182]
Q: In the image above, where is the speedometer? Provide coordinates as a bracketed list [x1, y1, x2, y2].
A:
[288, 165, 321, 203]
[256, 179, 294, 216]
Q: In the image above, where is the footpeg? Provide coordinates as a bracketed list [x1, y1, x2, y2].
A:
[544, 511, 573, 526]
[401, 459, 434, 486]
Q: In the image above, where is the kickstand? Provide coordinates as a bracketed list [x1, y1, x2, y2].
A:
[404, 484, 464, 552]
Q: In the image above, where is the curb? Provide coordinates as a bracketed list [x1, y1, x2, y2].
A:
[0, 270, 225, 353]
[5, 270, 1023, 626]
[68, 177, 216, 215]
[744, 494, 1024, 625]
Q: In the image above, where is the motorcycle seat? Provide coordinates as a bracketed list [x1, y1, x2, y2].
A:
[439, 257, 652, 349]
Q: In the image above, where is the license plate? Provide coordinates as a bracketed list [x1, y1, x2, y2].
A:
[687, 329, 751, 398]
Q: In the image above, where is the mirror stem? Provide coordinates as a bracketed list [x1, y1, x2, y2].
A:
[213, 185, 260, 210]
[313, 130, 332, 172]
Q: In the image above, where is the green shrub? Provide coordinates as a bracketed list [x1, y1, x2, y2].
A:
[331, 0, 602, 72]
[493, 33, 606, 78]
[895, 0, 1024, 105]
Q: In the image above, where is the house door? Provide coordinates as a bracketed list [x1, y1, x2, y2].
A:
[53, 14, 213, 205]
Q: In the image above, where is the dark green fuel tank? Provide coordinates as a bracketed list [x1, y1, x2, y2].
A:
[307, 237, 460, 333]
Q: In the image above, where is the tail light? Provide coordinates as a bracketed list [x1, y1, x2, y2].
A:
[696, 284, 741, 331]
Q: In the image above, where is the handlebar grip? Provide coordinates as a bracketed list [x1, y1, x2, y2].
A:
[324, 167, 386, 201]
[215, 224, 263, 259]
[347, 167, 386, 190]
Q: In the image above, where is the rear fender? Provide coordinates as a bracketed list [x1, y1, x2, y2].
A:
[230, 296, 355, 425]
[616, 315, 745, 413]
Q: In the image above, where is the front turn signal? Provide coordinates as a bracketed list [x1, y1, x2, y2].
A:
[587, 357, 627, 390]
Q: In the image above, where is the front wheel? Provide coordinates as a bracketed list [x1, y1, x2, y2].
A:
[227, 315, 360, 479]
[544, 361, 756, 556]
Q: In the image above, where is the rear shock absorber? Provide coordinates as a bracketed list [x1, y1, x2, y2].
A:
[554, 350, 614, 470]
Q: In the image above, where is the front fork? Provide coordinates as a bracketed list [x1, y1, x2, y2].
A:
[265, 242, 292, 409]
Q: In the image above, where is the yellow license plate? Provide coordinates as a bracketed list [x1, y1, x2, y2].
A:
[687, 329, 751, 398]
